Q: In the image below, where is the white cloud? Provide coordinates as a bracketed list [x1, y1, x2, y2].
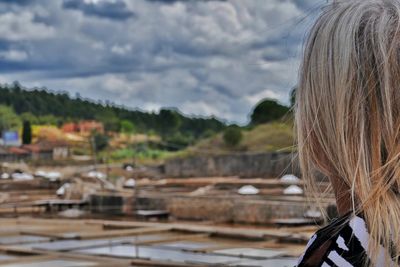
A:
[111, 44, 132, 55]
[245, 89, 286, 106]
[0, 11, 55, 41]
[181, 100, 226, 118]
[0, 50, 28, 62]
[142, 102, 162, 112]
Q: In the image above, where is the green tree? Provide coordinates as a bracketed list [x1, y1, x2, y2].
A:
[165, 132, 194, 150]
[37, 114, 59, 125]
[22, 120, 32, 145]
[92, 132, 109, 152]
[202, 129, 216, 138]
[290, 87, 297, 108]
[0, 105, 21, 133]
[223, 125, 243, 147]
[95, 110, 120, 132]
[250, 99, 289, 125]
[158, 109, 181, 138]
[20, 112, 38, 125]
[120, 120, 135, 134]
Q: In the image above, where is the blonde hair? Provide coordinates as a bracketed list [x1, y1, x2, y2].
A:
[296, 0, 400, 265]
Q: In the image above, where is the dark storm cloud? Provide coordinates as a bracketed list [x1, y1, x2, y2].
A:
[146, 0, 226, 3]
[0, 0, 327, 123]
[0, 0, 33, 5]
[62, 0, 135, 20]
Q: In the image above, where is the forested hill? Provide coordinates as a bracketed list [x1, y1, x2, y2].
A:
[0, 82, 226, 140]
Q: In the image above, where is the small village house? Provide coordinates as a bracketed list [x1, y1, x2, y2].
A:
[7, 147, 31, 161]
[0, 146, 21, 162]
[22, 140, 69, 161]
[62, 121, 104, 135]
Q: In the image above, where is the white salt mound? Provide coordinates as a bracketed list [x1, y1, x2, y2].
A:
[283, 185, 303, 195]
[304, 209, 322, 219]
[189, 185, 214, 196]
[35, 171, 61, 181]
[57, 183, 71, 196]
[1, 173, 9, 179]
[124, 178, 136, 188]
[59, 209, 85, 218]
[35, 170, 47, 177]
[238, 185, 260, 195]
[46, 172, 61, 181]
[87, 171, 106, 179]
[125, 166, 134, 172]
[280, 174, 300, 183]
[12, 173, 34, 181]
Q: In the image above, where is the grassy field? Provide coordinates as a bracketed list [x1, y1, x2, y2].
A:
[92, 121, 295, 164]
[181, 121, 294, 156]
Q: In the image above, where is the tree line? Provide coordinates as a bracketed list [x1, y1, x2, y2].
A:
[0, 82, 226, 146]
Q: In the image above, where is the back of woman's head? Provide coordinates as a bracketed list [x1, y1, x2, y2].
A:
[296, 0, 400, 265]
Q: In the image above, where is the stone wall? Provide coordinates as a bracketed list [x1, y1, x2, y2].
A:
[89, 194, 334, 224]
[164, 152, 299, 178]
[167, 196, 311, 224]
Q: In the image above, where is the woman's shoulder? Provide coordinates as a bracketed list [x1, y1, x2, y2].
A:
[297, 213, 369, 267]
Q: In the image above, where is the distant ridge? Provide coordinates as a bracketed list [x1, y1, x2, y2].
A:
[0, 82, 226, 139]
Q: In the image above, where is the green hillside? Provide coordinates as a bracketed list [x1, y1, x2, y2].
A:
[182, 121, 294, 156]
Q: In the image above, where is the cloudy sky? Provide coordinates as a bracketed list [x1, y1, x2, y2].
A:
[0, 0, 325, 124]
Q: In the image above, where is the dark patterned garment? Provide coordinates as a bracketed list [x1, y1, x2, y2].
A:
[297, 213, 395, 267]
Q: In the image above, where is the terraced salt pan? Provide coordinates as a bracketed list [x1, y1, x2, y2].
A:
[156, 241, 214, 250]
[0, 235, 50, 245]
[227, 257, 299, 267]
[19, 233, 175, 251]
[213, 248, 286, 259]
[0, 254, 17, 261]
[1, 260, 97, 267]
[77, 245, 244, 265]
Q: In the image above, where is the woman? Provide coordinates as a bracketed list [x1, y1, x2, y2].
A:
[296, 0, 400, 266]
